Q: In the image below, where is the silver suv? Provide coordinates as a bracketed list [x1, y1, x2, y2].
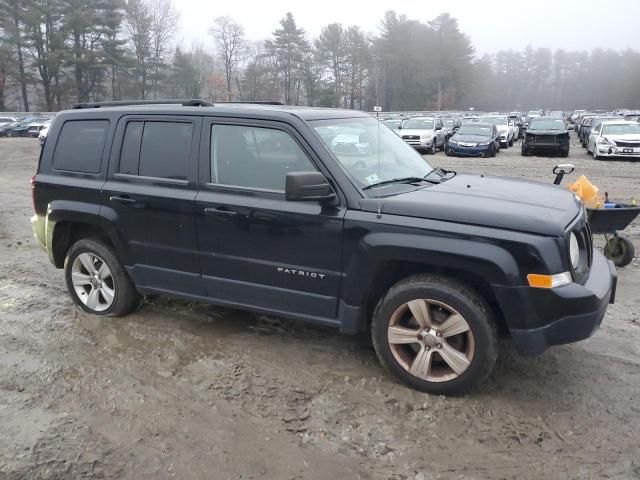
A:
[399, 116, 446, 154]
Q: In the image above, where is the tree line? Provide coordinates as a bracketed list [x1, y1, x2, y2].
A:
[1, 2, 639, 112]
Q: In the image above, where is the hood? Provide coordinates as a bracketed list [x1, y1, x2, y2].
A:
[496, 125, 508, 133]
[451, 134, 491, 144]
[401, 128, 433, 137]
[608, 134, 640, 141]
[361, 173, 581, 236]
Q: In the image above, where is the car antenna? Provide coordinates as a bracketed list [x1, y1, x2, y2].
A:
[374, 105, 383, 219]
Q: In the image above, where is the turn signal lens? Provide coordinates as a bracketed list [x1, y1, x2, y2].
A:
[527, 272, 572, 289]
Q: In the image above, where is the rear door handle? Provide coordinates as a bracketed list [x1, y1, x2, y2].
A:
[109, 195, 138, 205]
[204, 207, 238, 217]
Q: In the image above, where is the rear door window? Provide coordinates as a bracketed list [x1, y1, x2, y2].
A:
[118, 121, 193, 181]
[52, 120, 109, 173]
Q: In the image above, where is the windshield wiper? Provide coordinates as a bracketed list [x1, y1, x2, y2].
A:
[362, 176, 431, 190]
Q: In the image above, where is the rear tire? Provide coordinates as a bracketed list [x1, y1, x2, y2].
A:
[64, 238, 138, 316]
[371, 274, 498, 395]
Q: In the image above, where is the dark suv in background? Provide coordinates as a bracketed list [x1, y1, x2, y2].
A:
[31, 100, 616, 395]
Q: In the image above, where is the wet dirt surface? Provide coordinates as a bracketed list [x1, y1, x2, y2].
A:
[1, 136, 639, 479]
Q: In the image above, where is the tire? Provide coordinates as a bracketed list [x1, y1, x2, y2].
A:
[593, 148, 602, 160]
[429, 141, 437, 155]
[604, 236, 635, 267]
[508, 136, 514, 147]
[64, 238, 138, 316]
[560, 150, 569, 158]
[371, 274, 498, 395]
[521, 147, 531, 157]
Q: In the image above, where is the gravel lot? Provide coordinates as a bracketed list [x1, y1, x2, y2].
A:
[1, 136, 639, 479]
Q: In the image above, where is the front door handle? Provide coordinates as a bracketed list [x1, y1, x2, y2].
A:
[204, 207, 238, 217]
[109, 195, 137, 205]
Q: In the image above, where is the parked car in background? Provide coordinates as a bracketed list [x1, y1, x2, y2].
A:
[587, 121, 640, 160]
[6, 117, 49, 137]
[445, 122, 500, 157]
[441, 117, 462, 139]
[521, 117, 570, 157]
[0, 116, 16, 128]
[585, 116, 621, 148]
[382, 118, 404, 134]
[577, 115, 596, 144]
[0, 121, 20, 137]
[480, 114, 515, 147]
[400, 116, 446, 154]
[568, 110, 586, 124]
[509, 112, 525, 139]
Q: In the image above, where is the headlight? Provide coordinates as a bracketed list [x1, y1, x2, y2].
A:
[448, 139, 458, 145]
[569, 232, 580, 269]
[477, 141, 491, 146]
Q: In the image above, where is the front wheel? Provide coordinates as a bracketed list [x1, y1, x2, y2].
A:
[64, 238, 139, 316]
[371, 274, 498, 395]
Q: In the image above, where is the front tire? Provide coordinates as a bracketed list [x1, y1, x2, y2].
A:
[371, 274, 498, 395]
[64, 238, 138, 316]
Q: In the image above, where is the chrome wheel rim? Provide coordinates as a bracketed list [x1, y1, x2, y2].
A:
[387, 299, 475, 383]
[71, 253, 114, 312]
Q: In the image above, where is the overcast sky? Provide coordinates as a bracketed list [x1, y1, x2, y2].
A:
[175, 0, 640, 55]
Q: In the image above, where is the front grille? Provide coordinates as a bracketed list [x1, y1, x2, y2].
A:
[402, 135, 420, 140]
[614, 141, 640, 148]
[533, 135, 557, 144]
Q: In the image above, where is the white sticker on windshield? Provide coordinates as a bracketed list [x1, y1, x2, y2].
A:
[365, 174, 380, 185]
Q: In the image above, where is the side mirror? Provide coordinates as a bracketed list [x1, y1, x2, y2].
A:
[285, 172, 336, 202]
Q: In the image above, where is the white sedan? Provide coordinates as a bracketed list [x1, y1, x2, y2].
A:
[588, 121, 640, 159]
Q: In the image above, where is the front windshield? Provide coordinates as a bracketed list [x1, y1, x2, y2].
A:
[456, 125, 492, 136]
[311, 117, 433, 193]
[481, 116, 507, 125]
[529, 119, 566, 130]
[602, 124, 640, 135]
[403, 118, 434, 130]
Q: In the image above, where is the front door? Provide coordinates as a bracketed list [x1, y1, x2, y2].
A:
[195, 118, 345, 321]
[102, 115, 203, 295]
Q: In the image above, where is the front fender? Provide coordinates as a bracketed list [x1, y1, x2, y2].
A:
[341, 231, 520, 307]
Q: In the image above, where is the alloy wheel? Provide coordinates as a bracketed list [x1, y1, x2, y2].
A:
[387, 299, 475, 382]
[71, 252, 115, 312]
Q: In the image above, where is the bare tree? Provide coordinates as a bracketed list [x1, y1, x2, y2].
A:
[149, 0, 178, 99]
[125, 0, 152, 99]
[210, 16, 245, 101]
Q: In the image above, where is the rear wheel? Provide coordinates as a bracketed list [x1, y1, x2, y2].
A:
[371, 274, 498, 395]
[64, 238, 138, 316]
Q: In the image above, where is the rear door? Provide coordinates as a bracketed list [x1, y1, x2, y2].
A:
[194, 118, 346, 321]
[102, 115, 203, 295]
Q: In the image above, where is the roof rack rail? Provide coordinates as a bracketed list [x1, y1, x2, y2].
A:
[72, 99, 213, 109]
[211, 101, 284, 105]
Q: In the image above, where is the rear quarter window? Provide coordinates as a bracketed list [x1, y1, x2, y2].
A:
[52, 120, 109, 174]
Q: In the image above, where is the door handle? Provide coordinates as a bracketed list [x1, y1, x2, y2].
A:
[109, 195, 137, 205]
[204, 207, 238, 217]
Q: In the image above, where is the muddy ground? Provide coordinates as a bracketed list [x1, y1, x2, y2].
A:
[1, 136, 639, 480]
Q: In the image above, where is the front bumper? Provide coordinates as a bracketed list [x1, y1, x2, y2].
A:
[446, 143, 491, 157]
[403, 138, 434, 149]
[494, 249, 616, 355]
[595, 145, 640, 158]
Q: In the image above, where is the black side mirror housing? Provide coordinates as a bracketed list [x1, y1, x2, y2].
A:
[285, 172, 336, 202]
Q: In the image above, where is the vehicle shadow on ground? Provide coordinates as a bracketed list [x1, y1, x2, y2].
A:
[124, 295, 604, 406]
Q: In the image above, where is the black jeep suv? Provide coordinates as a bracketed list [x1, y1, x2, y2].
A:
[31, 100, 617, 395]
[522, 117, 570, 157]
